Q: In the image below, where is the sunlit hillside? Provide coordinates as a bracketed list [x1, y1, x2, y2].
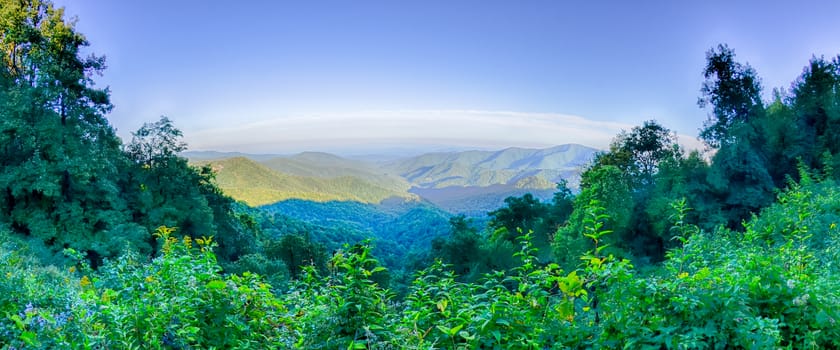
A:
[193, 157, 417, 206]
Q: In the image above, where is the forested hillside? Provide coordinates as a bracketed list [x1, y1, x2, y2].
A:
[261, 152, 412, 193]
[191, 156, 416, 206]
[262, 199, 450, 253]
[4, 1, 840, 349]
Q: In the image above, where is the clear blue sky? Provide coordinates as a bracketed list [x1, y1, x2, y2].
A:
[55, 0, 840, 154]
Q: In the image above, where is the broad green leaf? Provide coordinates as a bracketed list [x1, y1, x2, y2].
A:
[21, 331, 37, 345]
[206, 280, 227, 290]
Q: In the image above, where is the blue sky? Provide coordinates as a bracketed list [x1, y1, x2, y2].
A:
[55, 0, 840, 154]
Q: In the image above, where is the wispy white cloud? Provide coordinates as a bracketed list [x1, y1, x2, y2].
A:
[184, 110, 702, 154]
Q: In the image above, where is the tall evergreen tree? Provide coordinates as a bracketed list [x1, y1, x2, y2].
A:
[0, 0, 127, 263]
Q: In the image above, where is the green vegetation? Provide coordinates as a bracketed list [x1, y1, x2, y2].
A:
[254, 199, 452, 295]
[5, 183, 840, 348]
[0, 0, 254, 269]
[192, 156, 416, 206]
[5, 1, 840, 348]
[261, 199, 450, 252]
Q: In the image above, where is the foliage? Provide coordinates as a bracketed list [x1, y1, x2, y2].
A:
[126, 117, 187, 167]
[264, 232, 328, 280]
[488, 193, 549, 244]
[84, 226, 297, 349]
[8, 2, 840, 348]
[581, 121, 684, 262]
[706, 123, 775, 228]
[787, 56, 840, 179]
[0, 0, 254, 269]
[288, 242, 394, 349]
[259, 198, 451, 291]
[0, 227, 298, 349]
[698, 43, 764, 148]
[0, 0, 127, 266]
[555, 165, 633, 268]
[0, 233, 90, 349]
[5, 179, 840, 348]
[262, 199, 450, 255]
[595, 120, 681, 188]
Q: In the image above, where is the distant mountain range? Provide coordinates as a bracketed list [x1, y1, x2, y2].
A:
[185, 144, 598, 213]
[381, 144, 595, 189]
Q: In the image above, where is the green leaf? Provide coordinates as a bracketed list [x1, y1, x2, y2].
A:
[449, 324, 464, 337]
[9, 314, 25, 330]
[348, 340, 368, 349]
[20, 331, 37, 345]
[491, 330, 502, 342]
[206, 280, 227, 290]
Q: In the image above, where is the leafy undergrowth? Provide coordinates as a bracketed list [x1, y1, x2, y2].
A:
[3, 180, 840, 349]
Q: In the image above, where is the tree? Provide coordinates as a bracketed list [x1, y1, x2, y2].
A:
[126, 116, 187, 167]
[762, 92, 802, 186]
[697, 44, 775, 229]
[595, 120, 680, 189]
[0, 0, 127, 264]
[707, 123, 776, 228]
[789, 56, 840, 176]
[265, 233, 327, 279]
[121, 117, 257, 263]
[698, 44, 764, 148]
[555, 165, 633, 267]
[645, 150, 721, 242]
[122, 118, 212, 237]
[488, 193, 549, 244]
[431, 215, 486, 280]
[581, 121, 683, 262]
[546, 180, 575, 230]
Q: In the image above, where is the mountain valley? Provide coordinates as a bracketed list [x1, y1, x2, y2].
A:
[185, 143, 598, 213]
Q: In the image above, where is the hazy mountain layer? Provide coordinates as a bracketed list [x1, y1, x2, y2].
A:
[259, 152, 412, 194]
[381, 144, 597, 189]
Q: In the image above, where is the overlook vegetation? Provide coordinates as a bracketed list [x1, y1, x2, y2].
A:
[3, 1, 840, 349]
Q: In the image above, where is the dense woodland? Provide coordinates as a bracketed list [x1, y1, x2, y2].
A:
[3, 1, 840, 348]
